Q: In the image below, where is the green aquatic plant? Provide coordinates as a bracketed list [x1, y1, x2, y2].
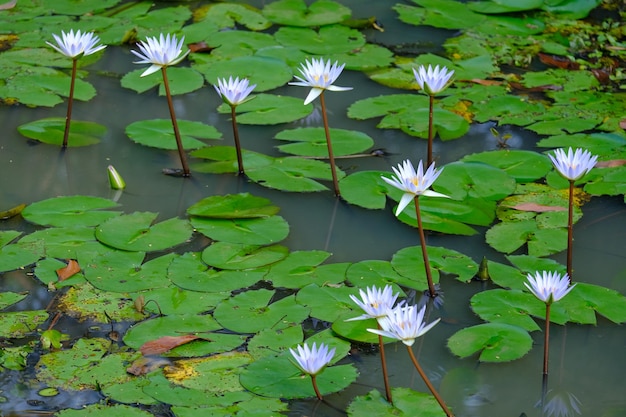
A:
[289, 58, 353, 197]
[131, 33, 191, 176]
[45, 30, 106, 148]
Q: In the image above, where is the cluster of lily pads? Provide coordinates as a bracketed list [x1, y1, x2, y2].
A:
[1, 0, 626, 416]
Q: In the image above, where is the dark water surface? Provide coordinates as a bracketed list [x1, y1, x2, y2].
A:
[1, 1, 625, 416]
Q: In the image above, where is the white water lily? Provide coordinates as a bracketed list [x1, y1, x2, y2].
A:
[214, 76, 256, 107]
[368, 304, 440, 347]
[525, 271, 575, 305]
[347, 285, 400, 321]
[381, 159, 448, 216]
[289, 58, 352, 105]
[413, 64, 454, 95]
[289, 342, 335, 376]
[549, 147, 597, 181]
[131, 33, 189, 77]
[46, 29, 106, 59]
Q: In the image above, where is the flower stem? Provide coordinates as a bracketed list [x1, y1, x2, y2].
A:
[427, 94, 434, 166]
[230, 105, 245, 175]
[414, 196, 436, 297]
[319, 92, 341, 197]
[543, 303, 551, 376]
[311, 375, 323, 401]
[62, 58, 78, 149]
[377, 327, 393, 404]
[407, 346, 454, 416]
[566, 180, 574, 282]
[161, 67, 190, 177]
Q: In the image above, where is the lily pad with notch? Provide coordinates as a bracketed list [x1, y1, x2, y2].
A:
[262, 0, 351, 27]
[18, 117, 107, 147]
[95, 212, 193, 252]
[217, 93, 312, 125]
[201, 241, 289, 270]
[447, 322, 533, 362]
[274, 24, 364, 55]
[197, 55, 292, 92]
[21, 195, 121, 228]
[121, 67, 205, 96]
[275, 127, 374, 157]
[126, 119, 222, 150]
[264, 250, 349, 289]
[187, 193, 280, 219]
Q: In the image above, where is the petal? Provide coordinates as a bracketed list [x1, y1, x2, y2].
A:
[140, 64, 162, 77]
[303, 88, 323, 105]
[395, 193, 415, 216]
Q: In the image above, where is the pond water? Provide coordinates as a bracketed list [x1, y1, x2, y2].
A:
[1, 1, 625, 416]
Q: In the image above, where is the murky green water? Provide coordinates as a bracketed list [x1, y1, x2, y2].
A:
[1, 1, 625, 416]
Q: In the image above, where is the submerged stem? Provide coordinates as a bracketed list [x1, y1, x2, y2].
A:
[230, 105, 244, 175]
[414, 196, 436, 297]
[62, 58, 78, 149]
[319, 92, 341, 197]
[161, 67, 190, 177]
[543, 303, 551, 376]
[407, 346, 454, 416]
[566, 180, 574, 282]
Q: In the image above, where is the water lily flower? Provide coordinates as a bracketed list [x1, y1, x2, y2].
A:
[131, 33, 189, 77]
[368, 304, 440, 347]
[46, 29, 106, 59]
[289, 342, 335, 376]
[381, 159, 448, 216]
[214, 76, 256, 107]
[289, 58, 352, 105]
[525, 271, 575, 305]
[347, 285, 400, 321]
[548, 147, 597, 181]
[413, 64, 454, 96]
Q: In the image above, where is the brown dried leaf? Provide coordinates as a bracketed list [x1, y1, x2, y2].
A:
[538, 53, 580, 70]
[56, 259, 81, 281]
[596, 159, 626, 168]
[509, 82, 562, 93]
[188, 41, 213, 53]
[619, 119, 626, 130]
[0, 0, 17, 10]
[510, 202, 566, 212]
[140, 335, 202, 356]
[468, 78, 503, 86]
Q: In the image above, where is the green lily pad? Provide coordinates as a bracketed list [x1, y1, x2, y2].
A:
[214, 289, 310, 333]
[134, 287, 229, 316]
[485, 260, 529, 290]
[125, 119, 222, 150]
[339, 171, 389, 210]
[81, 251, 174, 293]
[18, 226, 97, 260]
[18, 117, 107, 147]
[21, 195, 120, 227]
[201, 242, 288, 270]
[263, 0, 351, 27]
[391, 245, 478, 286]
[121, 67, 205, 96]
[394, 0, 486, 30]
[329, 43, 395, 72]
[468, 0, 543, 14]
[347, 94, 430, 129]
[0, 292, 27, 309]
[345, 260, 416, 291]
[561, 283, 626, 325]
[275, 127, 374, 157]
[246, 157, 343, 192]
[191, 215, 289, 245]
[274, 24, 364, 55]
[58, 283, 146, 322]
[348, 388, 445, 417]
[41, 0, 122, 15]
[34, 257, 86, 288]
[218, 93, 312, 125]
[95, 212, 193, 252]
[400, 107, 470, 141]
[462, 150, 552, 183]
[239, 350, 356, 399]
[122, 314, 221, 350]
[168, 252, 267, 293]
[143, 374, 250, 407]
[165, 352, 252, 393]
[447, 322, 533, 362]
[191, 146, 273, 175]
[195, 3, 271, 31]
[0, 311, 48, 338]
[332, 313, 384, 344]
[470, 289, 569, 331]
[247, 325, 304, 359]
[55, 403, 153, 417]
[0, 233, 44, 273]
[296, 284, 357, 322]
[486, 219, 568, 257]
[187, 193, 280, 219]
[435, 161, 517, 201]
[264, 250, 349, 289]
[198, 56, 292, 92]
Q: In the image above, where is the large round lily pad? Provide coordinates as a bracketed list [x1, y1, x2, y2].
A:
[21, 195, 120, 228]
[447, 322, 533, 362]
